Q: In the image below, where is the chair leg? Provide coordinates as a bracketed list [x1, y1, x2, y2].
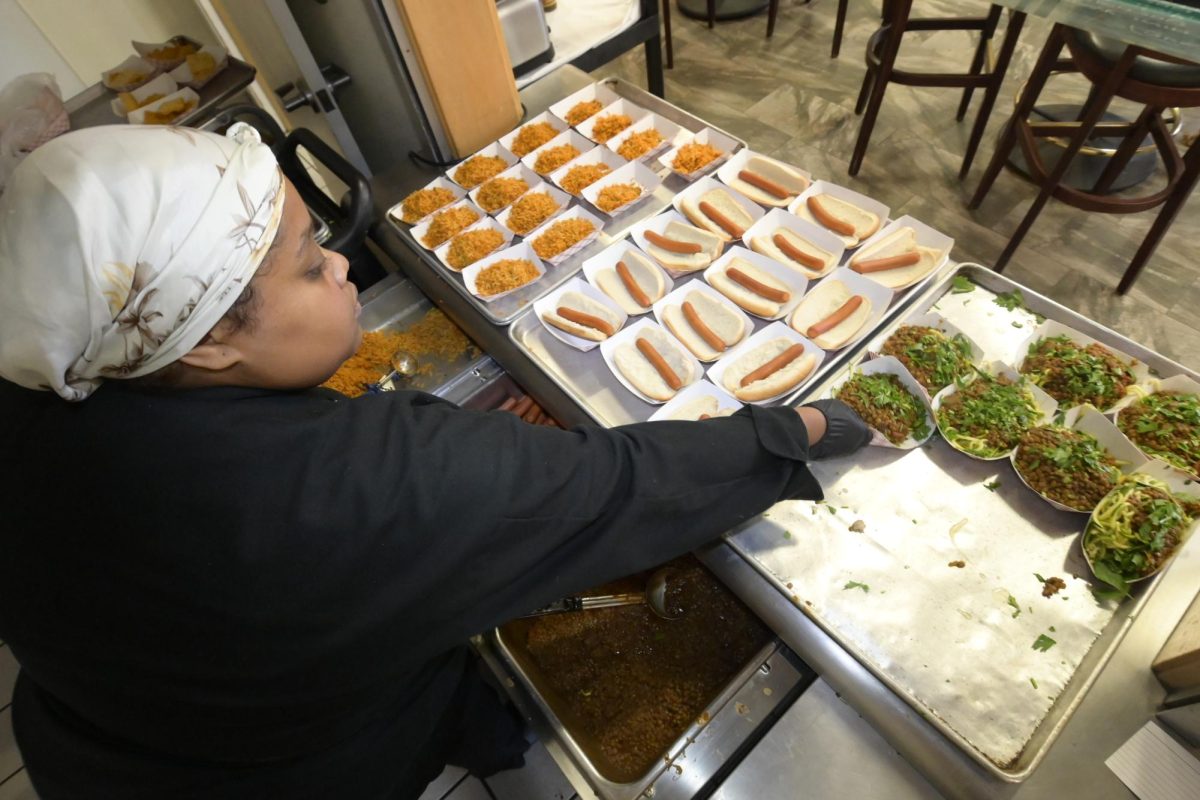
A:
[849, 0, 912, 176]
[645, 33, 666, 98]
[1117, 141, 1200, 294]
[1091, 106, 1155, 195]
[708, 0, 715, 28]
[968, 23, 1065, 208]
[662, 0, 674, 69]
[994, 35, 1140, 272]
[959, 10, 1025, 181]
[832, 0, 849, 58]
[768, 0, 779, 38]
[956, 4, 1003, 122]
[855, 64, 876, 114]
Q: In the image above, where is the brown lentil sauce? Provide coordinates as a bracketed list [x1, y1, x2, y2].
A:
[1020, 335, 1136, 410]
[421, 205, 480, 249]
[617, 128, 664, 161]
[560, 163, 611, 195]
[511, 121, 561, 157]
[565, 99, 604, 126]
[531, 218, 596, 260]
[936, 374, 1041, 457]
[595, 183, 641, 213]
[503, 558, 772, 783]
[476, 177, 529, 213]
[591, 113, 633, 143]
[445, 228, 505, 270]
[533, 144, 581, 176]
[505, 192, 560, 236]
[881, 325, 974, 394]
[835, 373, 930, 445]
[452, 155, 508, 189]
[672, 142, 723, 174]
[1014, 426, 1122, 511]
[475, 258, 540, 296]
[400, 187, 456, 223]
[1117, 391, 1200, 476]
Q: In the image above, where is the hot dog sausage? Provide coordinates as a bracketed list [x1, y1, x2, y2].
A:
[738, 170, 791, 199]
[806, 196, 856, 236]
[773, 233, 824, 270]
[683, 301, 727, 352]
[509, 395, 534, 417]
[616, 260, 652, 308]
[806, 296, 864, 339]
[557, 306, 615, 336]
[699, 200, 746, 237]
[740, 343, 807, 387]
[728, 267, 790, 303]
[851, 251, 921, 274]
[645, 230, 702, 254]
[635, 337, 683, 390]
[498, 396, 518, 412]
[698, 413, 712, 420]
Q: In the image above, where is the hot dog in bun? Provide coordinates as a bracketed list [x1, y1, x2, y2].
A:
[848, 227, 944, 289]
[721, 339, 817, 402]
[661, 290, 747, 361]
[663, 395, 737, 421]
[789, 279, 872, 349]
[751, 227, 837, 278]
[541, 291, 623, 342]
[794, 194, 880, 247]
[642, 221, 723, 273]
[709, 257, 792, 318]
[594, 250, 667, 314]
[613, 328, 698, 402]
[726, 157, 810, 207]
[680, 188, 755, 242]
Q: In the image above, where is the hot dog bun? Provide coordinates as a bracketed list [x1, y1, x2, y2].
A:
[709, 257, 791, 317]
[661, 290, 747, 361]
[726, 157, 810, 207]
[848, 227, 943, 289]
[642, 221, 723, 273]
[722, 338, 817, 402]
[613, 328, 696, 401]
[541, 291, 623, 342]
[794, 194, 881, 247]
[680, 189, 755, 242]
[664, 395, 736, 421]
[789, 279, 873, 349]
[594, 251, 666, 314]
[751, 228, 837, 278]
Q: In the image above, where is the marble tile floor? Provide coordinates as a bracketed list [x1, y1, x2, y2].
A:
[598, 0, 1200, 369]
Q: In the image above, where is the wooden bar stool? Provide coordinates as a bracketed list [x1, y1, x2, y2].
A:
[969, 26, 1200, 294]
[849, 0, 1026, 178]
[765, 0, 847, 58]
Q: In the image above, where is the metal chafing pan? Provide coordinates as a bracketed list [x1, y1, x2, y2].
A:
[383, 78, 743, 327]
[724, 263, 1200, 782]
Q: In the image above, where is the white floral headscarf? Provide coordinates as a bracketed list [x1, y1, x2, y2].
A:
[0, 124, 285, 400]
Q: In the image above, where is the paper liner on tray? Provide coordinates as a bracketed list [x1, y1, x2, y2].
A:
[409, 198, 487, 251]
[101, 55, 159, 92]
[468, 162, 539, 216]
[581, 160, 662, 219]
[577, 98, 650, 145]
[930, 362, 1058, 461]
[548, 145, 625, 198]
[167, 44, 228, 90]
[522, 205, 605, 267]
[521, 129, 593, 177]
[581, 239, 673, 316]
[1010, 405, 1150, 514]
[127, 88, 200, 125]
[789, 180, 890, 250]
[671, 176, 766, 241]
[788, 267, 893, 352]
[388, 176, 466, 226]
[1016, 319, 1152, 414]
[649, 380, 743, 421]
[652, 279, 754, 363]
[707, 322, 825, 407]
[1110, 374, 1200, 478]
[133, 36, 203, 70]
[824, 356, 936, 450]
[498, 110, 568, 158]
[847, 214, 953, 292]
[548, 82, 622, 129]
[494, 181, 571, 238]
[432, 216, 515, 273]
[599, 318, 703, 405]
[716, 149, 812, 208]
[628, 210, 724, 278]
[446, 141, 518, 190]
[658, 127, 739, 181]
[109, 73, 177, 117]
[461, 242, 546, 303]
[703, 246, 809, 322]
[741, 207, 845, 280]
[532, 277, 629, 352]
[605, 112, 689, 163]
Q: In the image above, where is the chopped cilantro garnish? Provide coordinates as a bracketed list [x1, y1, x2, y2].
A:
[1029, 677, 1038, 689]
[951, 275, 975, 294]
[843, 581, 870, 593]
[1007, 595, 1021, 618]
[984, 480, 1001, 492]
[1032, 634, 1057, 652]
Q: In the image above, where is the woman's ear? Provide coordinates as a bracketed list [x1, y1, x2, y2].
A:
[177, 337, 244, 373]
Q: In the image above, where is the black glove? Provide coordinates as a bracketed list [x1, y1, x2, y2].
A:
[804, 398, 872, 460]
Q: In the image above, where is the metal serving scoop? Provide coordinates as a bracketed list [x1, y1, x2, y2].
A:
[390, 349, 419, 378]
[522, 568, 680, 621]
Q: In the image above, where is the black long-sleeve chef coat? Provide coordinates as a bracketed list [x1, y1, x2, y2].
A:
[0, 379, 822, 798]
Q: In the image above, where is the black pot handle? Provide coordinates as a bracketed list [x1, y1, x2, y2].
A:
[276, 127, 373, 255]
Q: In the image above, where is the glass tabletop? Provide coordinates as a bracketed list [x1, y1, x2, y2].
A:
[993, 0, 1200, 62]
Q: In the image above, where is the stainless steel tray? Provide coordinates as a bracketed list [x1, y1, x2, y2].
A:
[383, 78, 743, 326]
[724, 263, 1200, 782]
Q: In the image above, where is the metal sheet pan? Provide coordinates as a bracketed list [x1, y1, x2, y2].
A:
[382, 78, 743, 326]
[724, 263, 1200, 782]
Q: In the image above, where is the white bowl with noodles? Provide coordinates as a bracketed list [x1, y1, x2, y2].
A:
[931, 363, 1058, 461]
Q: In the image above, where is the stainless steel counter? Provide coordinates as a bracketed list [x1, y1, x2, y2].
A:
[369, 64, 1197, 800]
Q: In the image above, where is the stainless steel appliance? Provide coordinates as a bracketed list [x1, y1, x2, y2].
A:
[496, 0, 554, 75]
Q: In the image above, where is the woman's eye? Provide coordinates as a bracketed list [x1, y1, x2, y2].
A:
[306, 261, 325, 279]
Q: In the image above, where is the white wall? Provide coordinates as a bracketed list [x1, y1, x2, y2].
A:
[0, 0, 84, 96]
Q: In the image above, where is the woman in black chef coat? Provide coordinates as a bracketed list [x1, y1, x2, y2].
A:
[0, 126, 869, 799]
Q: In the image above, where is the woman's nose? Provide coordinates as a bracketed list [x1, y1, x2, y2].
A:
[327, 249, 350, 286]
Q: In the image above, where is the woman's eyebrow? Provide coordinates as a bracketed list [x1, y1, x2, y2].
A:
[295, 213, 315, 256]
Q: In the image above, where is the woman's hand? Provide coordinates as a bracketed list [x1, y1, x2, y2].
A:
[797, 399, 871, 459]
